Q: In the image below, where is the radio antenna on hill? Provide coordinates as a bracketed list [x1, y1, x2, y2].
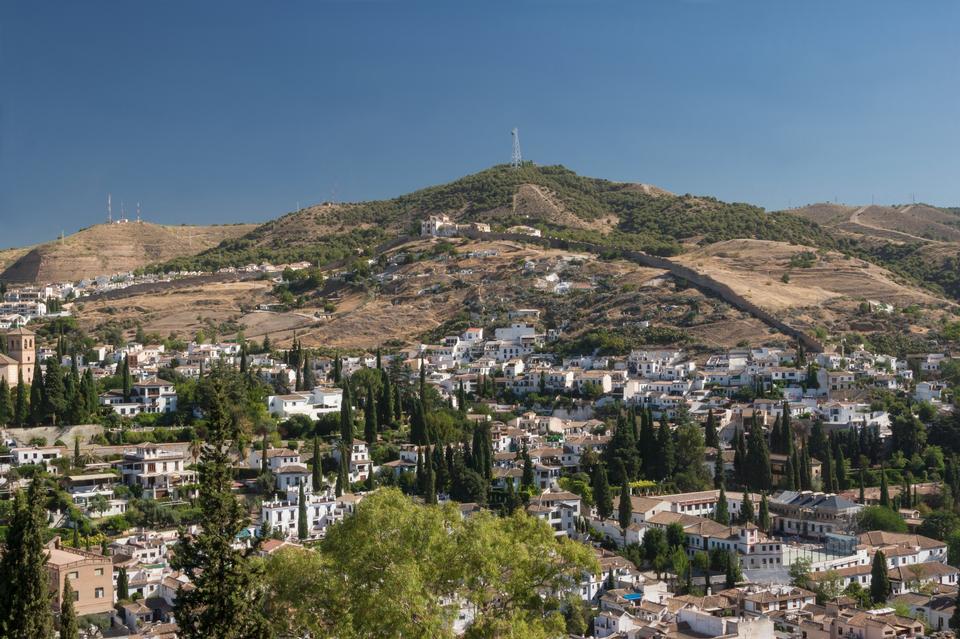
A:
[137, 201, 142, 223]
[511, 128, 522, 170]
[107, 193, 113, 223]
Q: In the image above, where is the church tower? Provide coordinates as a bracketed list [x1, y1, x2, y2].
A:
[6, 327, 35, 385]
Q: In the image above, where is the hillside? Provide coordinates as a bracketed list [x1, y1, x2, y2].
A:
[154, 164, 835, 272]
[1, 221, 258, 284]
[790, 202, 960, 243]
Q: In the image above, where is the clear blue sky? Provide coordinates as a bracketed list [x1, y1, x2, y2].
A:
[2, 1, 959, 248]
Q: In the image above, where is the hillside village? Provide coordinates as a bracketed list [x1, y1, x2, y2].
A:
[1, 286, 959, 638]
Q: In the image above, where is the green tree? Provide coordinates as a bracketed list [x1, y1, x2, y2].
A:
[715, 485, 730, 525]
[311, 436, 322, 492]
[857, 506, 907, 533]
[0, 378, 11, 425]
[363, 383, 378, 445]
[116, 566, 129, 600]
[43, 359, 67, 425]
[298, 482, 308, 540]
[171, 372, 272, 639]
[740, 490, 755, 525]
[704, 408, 718, 449]
[262, 489, 597, 638]
[0, 481, 54, 638]
[745, 418, 772, 491]
[879, 466, 890, 507]
[378, 371, 393, 428]
[592, 462, 613, 521]
[60, 578, 79, 639]
[14, 370, 28, 426]
[339, 381, 354, 444]
[674, 422, 711, 491]
[618, 471, 632, 541]
[870, 550, 891, 604]
[759, 494, 770, 532]
[122, 356, 133, 402]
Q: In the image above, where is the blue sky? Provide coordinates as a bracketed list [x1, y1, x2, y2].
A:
[1, 1, 959, 248]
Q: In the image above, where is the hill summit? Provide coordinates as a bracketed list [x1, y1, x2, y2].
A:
[1, 221, 257, 284]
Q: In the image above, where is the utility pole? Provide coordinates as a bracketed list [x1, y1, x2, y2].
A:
[511, 128, 522, 170]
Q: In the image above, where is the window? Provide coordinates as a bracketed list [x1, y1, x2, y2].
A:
[95, 587, 105, 599]
[68, 571, 78, 580]
[94, 568, 104, 576]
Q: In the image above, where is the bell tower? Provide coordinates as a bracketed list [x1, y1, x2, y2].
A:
[7, 328, 35, 385]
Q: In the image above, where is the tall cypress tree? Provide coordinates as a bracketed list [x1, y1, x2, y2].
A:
[655, 420, 674, 481]
[29, 368, 44, 425]
[311, 436, 322, 492]
[339, 381, 354, 444]
[297, 481, 308, 540]
[879, 466, 890, 507]
[121, 356, 133, 402]
[171, 373, 272, 639]
[784, 453, 796, 490]
[363, 383, 377, 445]
[716, 485, 730, 525]
[870, 551, 890, 604]
[822, 450, 835, 493]
[714, 453, 725, 489]
[0, 378, 11, 426]
[758, 494, 770, 532]
[740, 489, 755, 525]
[44, 359, 67, 426]
[704, 409, 718, 449]
[593, 462, 613, 521]
[0, 482, 54, 637]
[116, 566, 129, 600]
[14, 370, 28, 426]
[378, 371, 393, 428]
[618, 470, 632, 541]
[425, 454, 437, 505]
[60, 577, 79, 639]
[745, 417, 772, 491]
[733, 428, 747, 486]
[638, 408, 657, 478]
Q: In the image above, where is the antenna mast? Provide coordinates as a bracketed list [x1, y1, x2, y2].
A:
[511, 128, 522, 170]
[137, 201, 141, 223]
[107, 193, 112, 223]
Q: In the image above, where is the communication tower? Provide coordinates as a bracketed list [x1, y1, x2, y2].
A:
[511, 128, 522, 170]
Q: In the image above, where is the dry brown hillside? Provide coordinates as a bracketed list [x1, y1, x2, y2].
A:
[791, 202, 960, 243]
[1, 222, 258, 284]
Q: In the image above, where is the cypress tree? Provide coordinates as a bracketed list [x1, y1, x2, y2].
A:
[171, 372, 272, 639]
[733, 427, 747, 486]
[392, 384, 402, 423]
[297, 482, 308, 540]
[60, 577, 79, 639]
[260, 431, 269, 476]
[14, 370, 28, 426]
[339, 381, 354, 444]
[879, 466, 890, 507]
[822, 450, 835, 493]
[638, 408, 657, 478]
[618, 470, 632, 541]
[415, 450, 425, 495]
[84, 369, 97, 416]
[740, 489, 755, 525]
[29, 368, 44, 425]
[835, 447, 848, 491]
[859, 466, 866, 504]
[363, 383, 377, 445]
[800, 443, 812, 491]
[784, 453, 796, 490]
[0, 378, 11, 425]
[378, 371, 393, 428]
[121, 356, 133, 402]
[425, 454, 437, 505]
[870, 550, 890, 604]
[43, 359, 67, 426]
[714, 452, 725, 489]
[239, 346, 247, 373]
[593, 462, 613, 521]
[312, 436, 322, 492]
[419, 357, 427, 404]
[0, 482, 54, 637]
[432, 444, 448, 494]
[704, 408, 718, 449]
[521, 445, 534, 491]
[74, 437, 81, 466]
[715, 485, 730, 525]
[759, 494, 770, 532]
[655, 420, 674, 481]
[116, 566, 129, 600]
[745, 417, 772, 491]
[302, 356, 315, 390]
[375, 347, 382, 370]
[770, 415, 782, 454]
